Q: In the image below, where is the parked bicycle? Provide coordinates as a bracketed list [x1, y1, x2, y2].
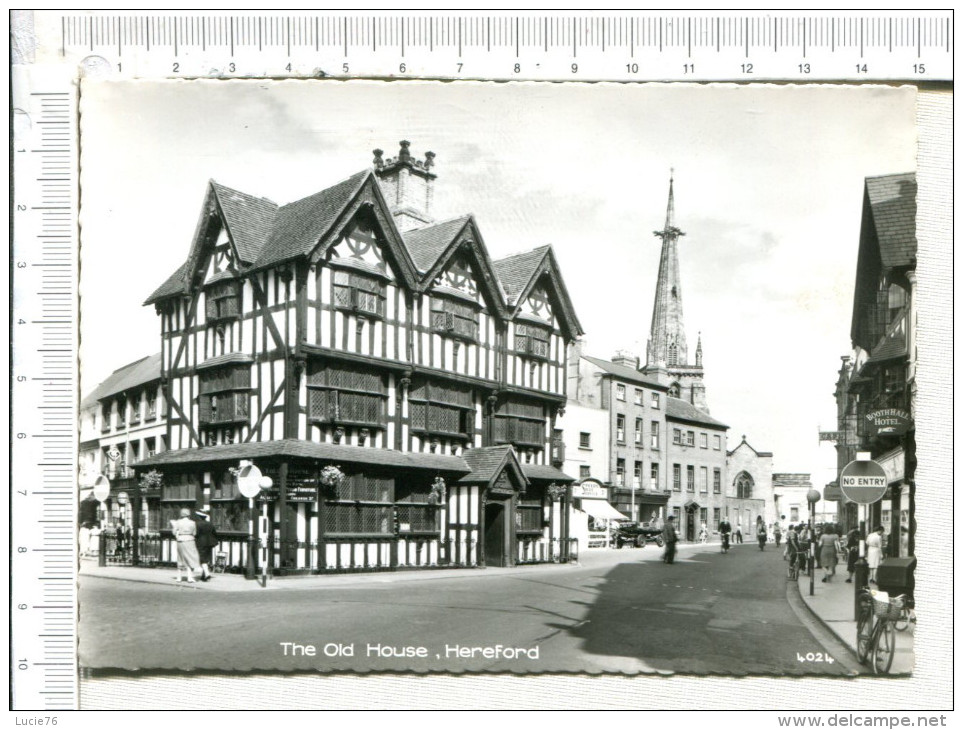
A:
[856, 588, 906, 674]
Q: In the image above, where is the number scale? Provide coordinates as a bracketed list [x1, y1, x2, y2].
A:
[11, 64, 79, 711]
[9, 9, 953, 710]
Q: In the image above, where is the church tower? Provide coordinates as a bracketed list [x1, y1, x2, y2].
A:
[644, 173, 709, 412]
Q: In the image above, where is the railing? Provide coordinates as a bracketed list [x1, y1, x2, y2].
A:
[93, 533, 580, 574]
[516, 536, 576, 564]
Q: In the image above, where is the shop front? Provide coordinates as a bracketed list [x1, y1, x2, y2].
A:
[570, 479, 626, 549]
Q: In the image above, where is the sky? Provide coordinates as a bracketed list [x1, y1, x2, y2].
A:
[78, 80, 916, 482]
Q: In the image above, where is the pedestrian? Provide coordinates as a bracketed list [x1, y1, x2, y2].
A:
[773, 522, 782, 549]
[866, 525, 885, 584]
[170, 508, 200, 584]
[819, 525, 838, 582]
[662, 516, 679, 564]
[699, 522, 708, 544]
[735, 526, 743, 544]
[797, 524, 811, 575]
[193, 509, 218, 581]
[756, 517, 767, 550]
[785, 525, 800, 579]
[718, 517, 732, 553]
[844, 528, 860, 583]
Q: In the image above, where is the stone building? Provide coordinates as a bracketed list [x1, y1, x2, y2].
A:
[134, 142, 583, 574]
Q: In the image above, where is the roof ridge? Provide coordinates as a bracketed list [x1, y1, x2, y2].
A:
[277, 169, 371, 210]
[209, 179, 279, 207]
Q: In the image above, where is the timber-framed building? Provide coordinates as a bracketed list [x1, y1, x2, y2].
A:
[137, 143, 582, 574]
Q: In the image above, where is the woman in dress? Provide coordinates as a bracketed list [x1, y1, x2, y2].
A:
[866, 525, 885, 584]
[844, 528, 860, 583]
[170, 507, 200, 583]
[819, 525, 838, 582]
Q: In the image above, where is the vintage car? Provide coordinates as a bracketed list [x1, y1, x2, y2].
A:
[612, 521, 665, 548]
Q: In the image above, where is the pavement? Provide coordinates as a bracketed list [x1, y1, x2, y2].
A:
[79, 539, 915, 674]
[794, 559, 915, 675]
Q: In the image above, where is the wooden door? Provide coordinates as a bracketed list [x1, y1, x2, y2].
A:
[484, 501, 506, 567]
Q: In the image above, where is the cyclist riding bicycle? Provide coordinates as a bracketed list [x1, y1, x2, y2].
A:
[718, 518, 732, 553]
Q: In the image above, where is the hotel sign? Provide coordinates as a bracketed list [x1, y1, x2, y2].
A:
[839, 459, 887, 505]
[865, 408, 913, 438]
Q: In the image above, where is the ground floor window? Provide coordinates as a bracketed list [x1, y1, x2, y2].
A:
[516, 499, 543, 533]
[713, 508, 721, 530]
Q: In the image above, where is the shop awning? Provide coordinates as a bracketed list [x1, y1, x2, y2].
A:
[578, 498, 627, 522]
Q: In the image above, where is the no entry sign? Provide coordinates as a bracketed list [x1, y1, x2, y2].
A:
[840, 459, 888, 504]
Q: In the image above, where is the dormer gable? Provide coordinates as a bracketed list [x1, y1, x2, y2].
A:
[408, 216, 509, 320]
[494, 246, 583, 340]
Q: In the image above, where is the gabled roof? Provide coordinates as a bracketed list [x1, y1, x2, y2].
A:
[403, 216, 473, 273]
[581, 355, 666, 390]
[492, 245, 584, 339]
[492, 247, 548, 304]
[145, 259, 191, 305]
[666, 397, 728, 429]
[407, 215, 509, 318]
[81, 353, 162, 409]
[210, 181, 278, 263]
[865, 173, 917, 270]
[456, 445, 526, 487]
[253, 170, 371, 271]
[727, 436, 773, 458]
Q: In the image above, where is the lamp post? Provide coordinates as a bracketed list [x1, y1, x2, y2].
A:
[807, 488, 822, 596]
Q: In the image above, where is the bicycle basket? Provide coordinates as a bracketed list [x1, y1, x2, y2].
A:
[873, 595, 904, 621]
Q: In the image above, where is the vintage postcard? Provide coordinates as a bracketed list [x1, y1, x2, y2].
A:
[73, 78, 944, 707]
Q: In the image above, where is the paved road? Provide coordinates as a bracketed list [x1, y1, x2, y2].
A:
[79, 542, 852, 675]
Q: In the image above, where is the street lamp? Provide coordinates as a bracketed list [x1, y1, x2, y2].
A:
[807, 488, 822, 596]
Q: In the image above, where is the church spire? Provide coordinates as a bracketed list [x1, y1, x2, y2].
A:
[647, 172, 688, 369]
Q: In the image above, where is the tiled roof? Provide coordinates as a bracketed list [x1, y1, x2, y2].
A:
[144, 259, 191, 304]
[492, 246, 549, 303]
[581, 355, 666, 389]
[866, 173, 917, 269]
[137, 439, 471, 473]
[210, 181, 278, 263]
[81, 353, 162, 408]
[252, 170, 371, 271]
[403, 216, 471, 272]
[866, 317, 907, 365]
[521, 464, 575, 483]
[772, 473, 813, 488]
[665, 397, 728, 429]
[458, 445, 514, 484]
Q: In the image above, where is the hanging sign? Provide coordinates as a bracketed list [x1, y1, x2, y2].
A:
[865, 408, 913, 437]
[839, 459, 888, 504]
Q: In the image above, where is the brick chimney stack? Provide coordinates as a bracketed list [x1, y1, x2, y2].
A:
[372, 141, 436, 232]
[611, 350, 640, 370]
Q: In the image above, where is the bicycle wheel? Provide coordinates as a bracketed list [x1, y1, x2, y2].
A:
[856, 594, 874, 664]
[873, 620, 896, 674]
[894, 606, 910, 632]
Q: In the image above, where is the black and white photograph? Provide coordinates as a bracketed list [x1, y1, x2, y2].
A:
[9, 10, 953, 715]
[71, 76, 937, 687]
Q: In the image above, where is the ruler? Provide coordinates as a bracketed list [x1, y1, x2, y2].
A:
[35, 11, 954, 81]
[11, 64, 79, 711]
[8, 9, 953, 711]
